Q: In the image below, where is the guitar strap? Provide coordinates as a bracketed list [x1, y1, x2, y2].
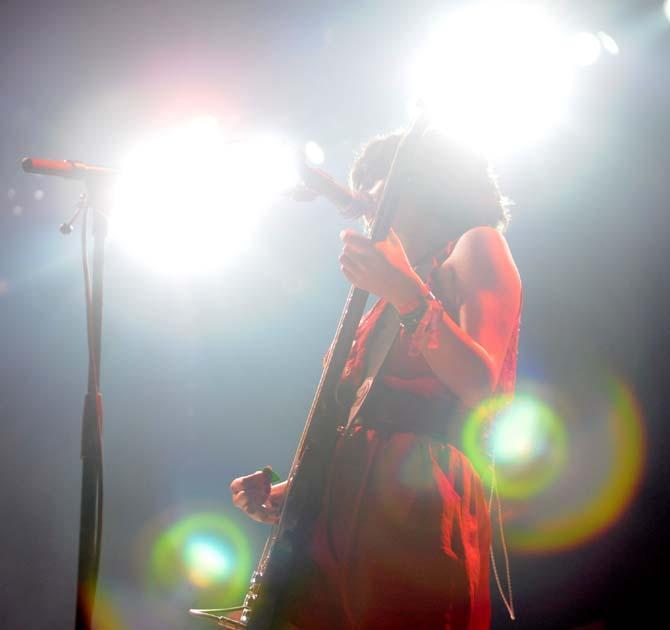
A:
[343, 304, 400, 432]
[343, 259, 436, 433]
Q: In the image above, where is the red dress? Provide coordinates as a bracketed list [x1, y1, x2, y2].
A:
[287, 243, 520, 630]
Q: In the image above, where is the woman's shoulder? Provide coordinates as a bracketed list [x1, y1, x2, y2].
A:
[441, 226, 521, 298]
[455, 225, 510, 256]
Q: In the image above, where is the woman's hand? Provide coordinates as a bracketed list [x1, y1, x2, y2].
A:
[230, 470, 286, 525]
[339, 229, 423, 309]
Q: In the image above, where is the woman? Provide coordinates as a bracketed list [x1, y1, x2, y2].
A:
[230, 130, 522, 629]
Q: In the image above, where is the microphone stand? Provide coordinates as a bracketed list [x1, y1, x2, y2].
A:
[64, 183, 109, 630]
[22, 156, 111, 629]
[22, 157, 114, 629]
[74, 181, 107, 630]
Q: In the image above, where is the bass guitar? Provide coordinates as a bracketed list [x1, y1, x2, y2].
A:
[192, 110, 430, 629]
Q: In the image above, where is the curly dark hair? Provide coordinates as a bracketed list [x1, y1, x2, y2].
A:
[349, 129, 511, 233]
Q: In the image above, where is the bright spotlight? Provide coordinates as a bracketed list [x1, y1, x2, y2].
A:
[665, 1, 670, 23]
[112, 117, 298, 275]
[409, 2, 576, 156]
[570, 32, 602, 66]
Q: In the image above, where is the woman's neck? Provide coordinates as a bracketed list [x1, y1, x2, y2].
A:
[399, 227, 454, 266]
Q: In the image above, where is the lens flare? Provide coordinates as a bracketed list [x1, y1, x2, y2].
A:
[144, 511, 253, 607]
[467, 368, 647, 555]
[508, 377, 645, 553]
[463, 394, 567, 499]
[184, 536, 234, 587]
[83, 581, 126, 630]
[464, 368, 646, 555]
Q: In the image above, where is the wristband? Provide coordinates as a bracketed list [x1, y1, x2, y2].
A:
[397, 284, 437, 333]
[399, 302, 429, 332]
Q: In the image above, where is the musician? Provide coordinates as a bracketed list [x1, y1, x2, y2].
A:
[230, 129, 522, 629]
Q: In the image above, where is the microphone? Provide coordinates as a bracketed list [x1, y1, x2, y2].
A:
[22, 157, 374, 217]
[298, 163, 374, 218]
[22, 158, 116, 180]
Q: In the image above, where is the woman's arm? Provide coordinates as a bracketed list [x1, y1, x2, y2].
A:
[413, 226, 521, 407]
[339, 226, 521, 408]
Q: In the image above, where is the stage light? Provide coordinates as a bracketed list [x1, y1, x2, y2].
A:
[665, 1, 670, 23]
[112, 117, 299, 275]
[409, 2, 576, 156]
[570, 32, 602, 66]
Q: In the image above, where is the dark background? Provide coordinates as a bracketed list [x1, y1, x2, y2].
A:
[1, 1, 669, 628]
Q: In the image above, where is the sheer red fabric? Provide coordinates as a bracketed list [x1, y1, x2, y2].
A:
[286, 240, 520, 629]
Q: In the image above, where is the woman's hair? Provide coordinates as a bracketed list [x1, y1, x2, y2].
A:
[349, 129, 512, 233]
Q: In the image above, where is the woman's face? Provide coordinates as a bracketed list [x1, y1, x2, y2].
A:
[363, 177, 425, 239]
